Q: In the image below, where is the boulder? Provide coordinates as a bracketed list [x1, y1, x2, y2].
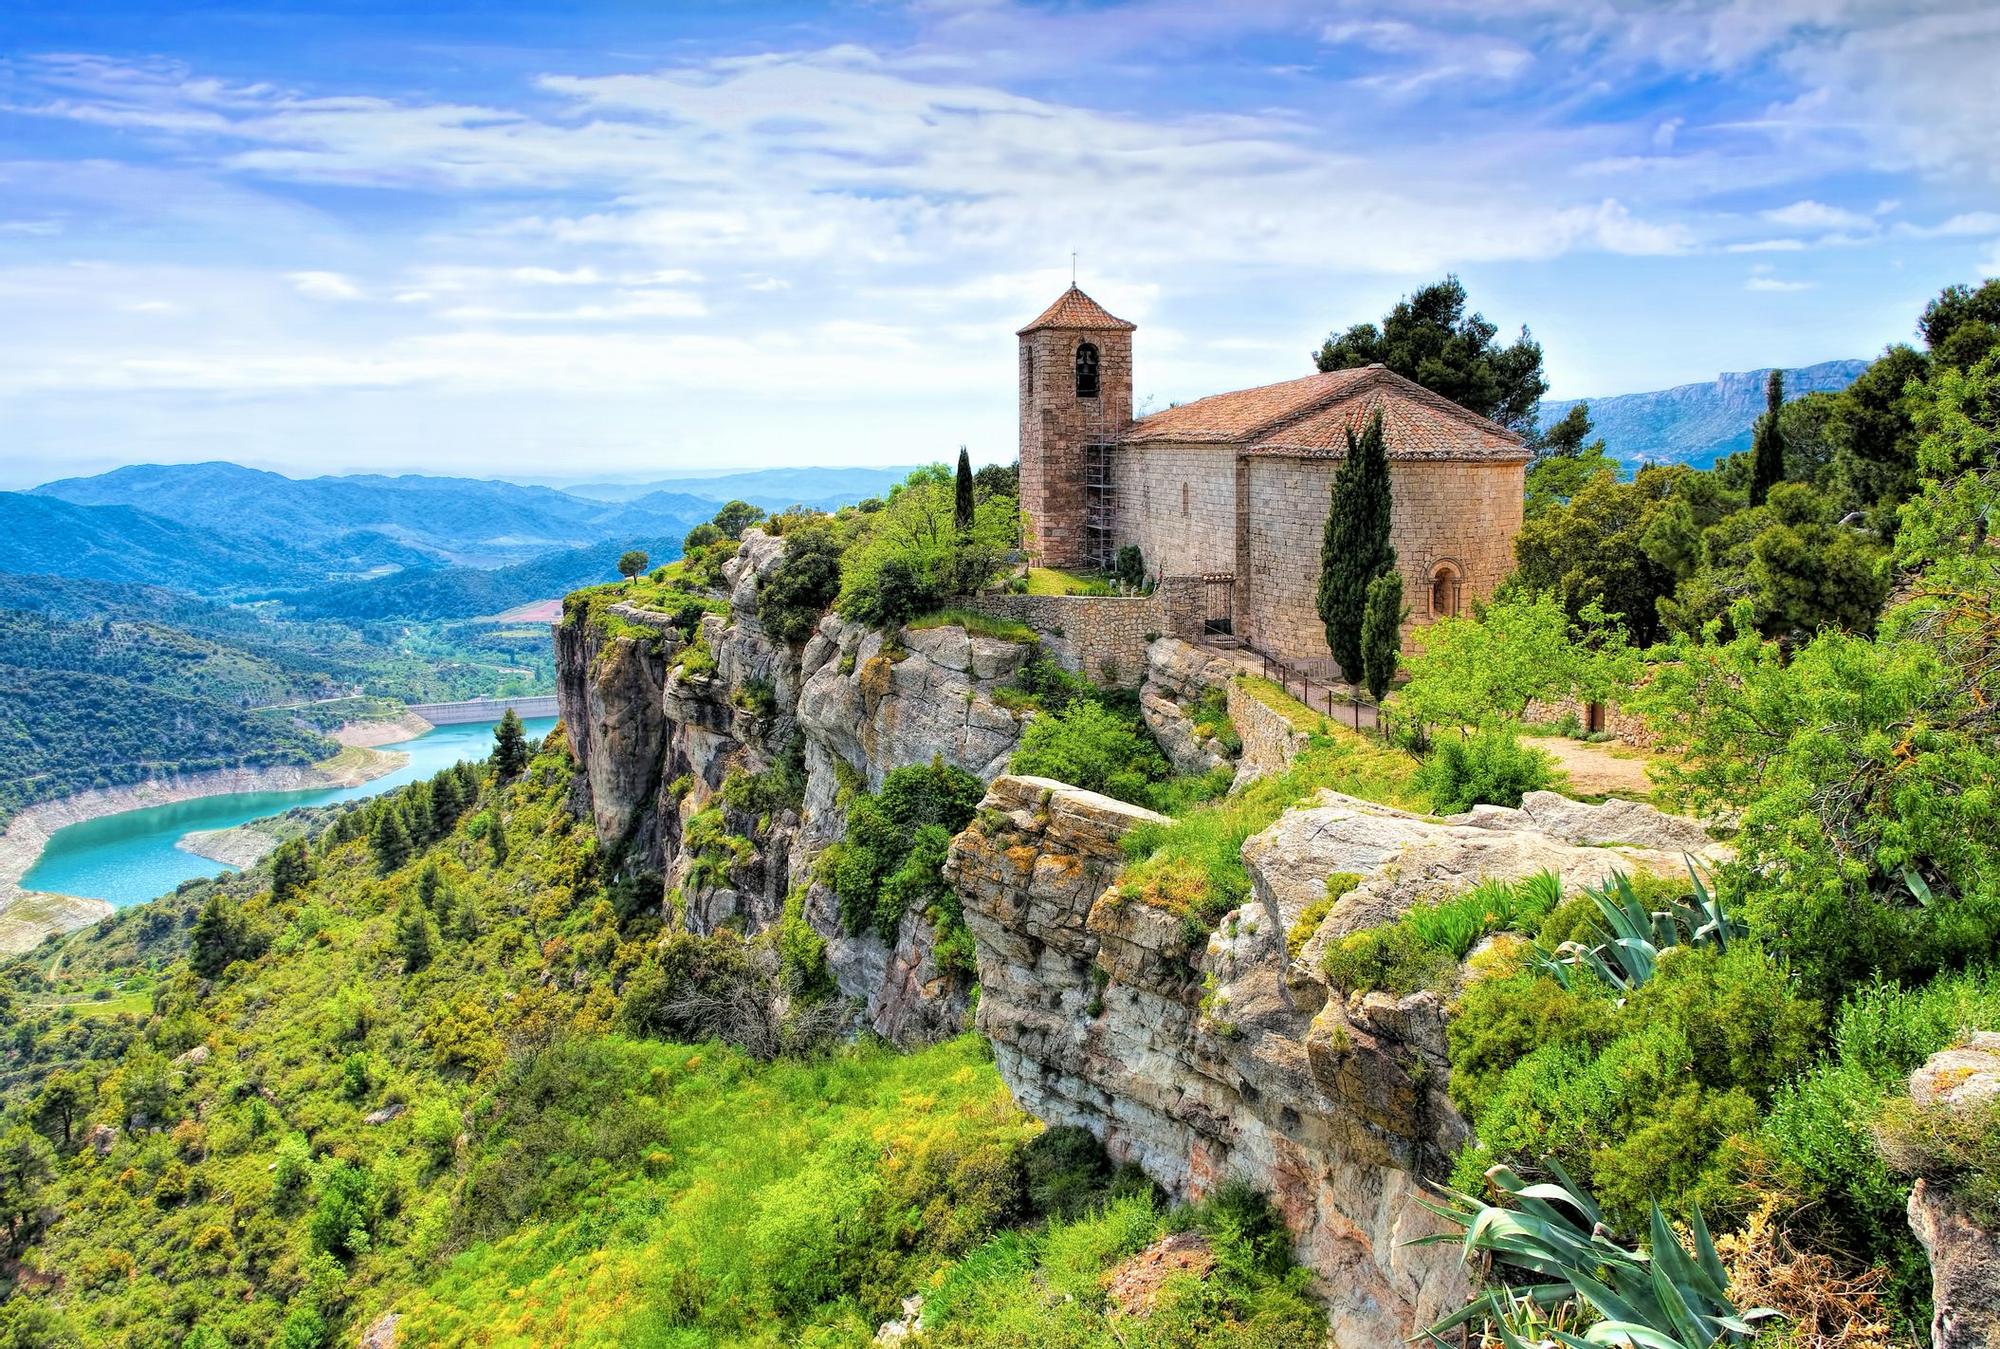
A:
[357, 1311, 399, 1349]
[1242, 790, 1722, 963]
[1906, 1034, 2000, 1349]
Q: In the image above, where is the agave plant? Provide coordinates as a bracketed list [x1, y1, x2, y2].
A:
[1539, 862, 1742, 993]
[1415, 1159, 1777, 1348]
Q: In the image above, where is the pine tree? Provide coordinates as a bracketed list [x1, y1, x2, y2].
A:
[488, 815, 509, 868]
[417, 860, 444, 917]
[269, 837, 311, 902]
[394, 896, 432, 973]
[190, 894, 246, 978]
[1315, 410, 1397, 681]
[954, 446, 975, 531]
[492, 709, 529, 778]
[1360, 569, 1407, 702]
[1749, 368, 1786, 507]
[369, 809, 411, 875]
[428, 768, 463, 837]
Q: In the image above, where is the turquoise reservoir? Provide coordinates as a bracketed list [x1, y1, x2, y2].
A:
[21, 718, 557, 909]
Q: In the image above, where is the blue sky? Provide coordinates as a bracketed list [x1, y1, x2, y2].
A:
[1, 1, 1996, 488]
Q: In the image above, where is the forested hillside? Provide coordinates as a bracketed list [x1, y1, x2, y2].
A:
[0, 668, 335, 822]
[270, 535, 685, 622]
[0, 494, 327, 596]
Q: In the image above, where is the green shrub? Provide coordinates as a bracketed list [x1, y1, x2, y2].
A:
[1320, 872, 1561, 996]
[1448, 942, 1821, 1228]
[1412, 725, 1561, 813]
[777, 888, 833, 999]
[1321, 922, 1455, 997]
[307, 1161, 376, 1261]
[1757, 966, 2000, 1317]
[1008, 699, 1172, 808]
[822, 760, 984, 944]
[756, 521, 844, 644]
[1022, 1125, 1114, 1221]
[835, 474, 1015, 629]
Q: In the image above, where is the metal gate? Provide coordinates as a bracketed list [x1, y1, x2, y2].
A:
[1202, 574, 1235, 637]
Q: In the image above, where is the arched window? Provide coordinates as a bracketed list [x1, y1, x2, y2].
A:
[1430, 564, 1462, 619]
[1075, 342, 1100, 399]
[1024, 350, 1034, 397]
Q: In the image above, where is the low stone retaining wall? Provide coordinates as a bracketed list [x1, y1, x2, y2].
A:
[1226, 682, 1309, 784]
[1524, 695, 1657, 749]
[967, 575, 1213, 689]
[967, 593, 1164, 687]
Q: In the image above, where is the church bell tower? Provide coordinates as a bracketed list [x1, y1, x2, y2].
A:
[1017, 286, 1135, 569]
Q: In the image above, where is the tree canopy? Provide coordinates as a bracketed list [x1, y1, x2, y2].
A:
[1313, 276, 1547, 434]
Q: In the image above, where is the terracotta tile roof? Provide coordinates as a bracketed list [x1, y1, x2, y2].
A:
[1017, 285, 1136, 334]
[1120, 364, 1527, 462]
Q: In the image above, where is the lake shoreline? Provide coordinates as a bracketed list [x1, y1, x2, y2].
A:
[0, 735, 407, 955]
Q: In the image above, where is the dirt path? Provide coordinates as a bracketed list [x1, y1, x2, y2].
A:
[1535, 736, 1657, 798]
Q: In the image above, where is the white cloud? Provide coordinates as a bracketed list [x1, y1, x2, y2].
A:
[1725, 239, 1808, 252]
[1745, 264, 1814, 292]
[1898, 212, 2000, 239]
[288, 270, 360, 300]
[1762, 200, 1874, 232]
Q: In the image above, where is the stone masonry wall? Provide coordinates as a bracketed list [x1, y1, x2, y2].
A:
[1225, 680, 1308, 785]
[1108, 441, 1238, 579]
[1238, 456, 1524, 665]
[1524, 694, 1659, 749]
[967, 592, 1164, 688]
[1020, 326, 1133, 569]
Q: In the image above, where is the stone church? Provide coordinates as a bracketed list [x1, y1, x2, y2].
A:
[1018, 286, 1528, 668]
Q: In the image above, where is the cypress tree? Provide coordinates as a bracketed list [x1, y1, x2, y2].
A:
[492, 709, 528, 779]
[1749, 368, 1785, 507]
[954, 446, 975, 531]
[1360, 570, 1407, 702]
[1315, 410, 1397, 681]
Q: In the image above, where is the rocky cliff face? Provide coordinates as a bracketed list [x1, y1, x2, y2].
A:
[947, 774, 1731, 1344]
[555, 529, 1031, 1042]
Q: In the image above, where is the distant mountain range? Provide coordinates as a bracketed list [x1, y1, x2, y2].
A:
[1536, 358, 1872, 470]
[32, 461, 718, 571]
[559, 465, 916, 509]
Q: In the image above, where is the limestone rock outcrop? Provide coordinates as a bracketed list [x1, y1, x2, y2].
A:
[1905, 1034, 2000, 1349]
[1250, 790, 1725, 965]
[553, 608, 674, 853]
[1138, 638, 1239, 776]
[947, 775, 1472, 1346]
[556, 530, 1032, 1043]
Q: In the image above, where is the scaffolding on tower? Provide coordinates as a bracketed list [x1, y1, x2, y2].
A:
[1083, 440, 1115, 571]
